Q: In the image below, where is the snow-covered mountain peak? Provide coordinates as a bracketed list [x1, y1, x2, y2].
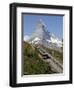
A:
[24, 19, 63, 52]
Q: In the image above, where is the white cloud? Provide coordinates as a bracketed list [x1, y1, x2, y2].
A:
[24, 35, 30, 41]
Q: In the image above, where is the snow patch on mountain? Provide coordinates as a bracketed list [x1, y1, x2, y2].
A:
[31, 37, 40, 44]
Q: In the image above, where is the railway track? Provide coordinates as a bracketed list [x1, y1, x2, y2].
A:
[37, 47, 63, 73]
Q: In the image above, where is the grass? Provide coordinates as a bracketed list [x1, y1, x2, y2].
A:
[23, 42, 56, 75]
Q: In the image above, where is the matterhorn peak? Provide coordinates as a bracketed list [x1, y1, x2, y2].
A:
[37, 19, 44, 25]
[24, 19, 63, 52]
[36, 19, 47, 30]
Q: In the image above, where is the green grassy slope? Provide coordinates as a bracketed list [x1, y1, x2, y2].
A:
[23, 42, 56, 75]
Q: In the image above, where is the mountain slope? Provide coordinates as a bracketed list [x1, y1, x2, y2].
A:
[23, 41, 55, 75]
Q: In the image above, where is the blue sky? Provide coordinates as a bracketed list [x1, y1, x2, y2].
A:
[22, 14, 63, 39]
